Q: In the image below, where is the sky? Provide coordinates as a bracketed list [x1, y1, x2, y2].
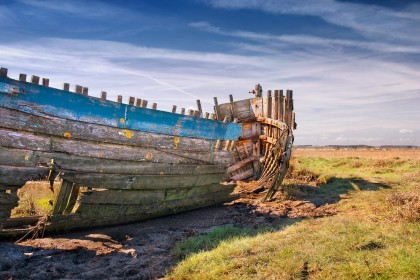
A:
[0, 0, 419, 146]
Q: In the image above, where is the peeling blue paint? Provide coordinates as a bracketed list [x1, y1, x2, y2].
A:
[0, 77, 242, 140]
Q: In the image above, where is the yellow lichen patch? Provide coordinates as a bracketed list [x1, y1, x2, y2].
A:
[63, 132, 72, 138]
[159, 171, 165, 175]
[121, 129, 133, 139]
[24, 155, 30, 161]
[119, 118, 125, 123]
[145, 153, 153, 160]
[174, 137, 180, 148]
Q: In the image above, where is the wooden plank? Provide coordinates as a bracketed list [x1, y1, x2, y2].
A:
[0, 165, 48, 187]
[82, 87, 88, 96]
[180, 108, 185, 115]
[0, 128, 52, 151]
[19, 74, 27, 82]
[267, 90, 272, 118]
[0, 147, 228, 175]
[78, 183, 232, 205]
[256, 117, 288, 129]
[117, 95, 123, 103]
[0, 108, 217, 152]
[230, 169, 254, 181]
[52, 180, 75, 215]
[214, 97, 220, 120]
[62, 172, 227, 190]
[63, 83, 70, 91]
[172, 105, 177, 113]
[227, 156, 259, 173]
[152, 103, 157, 110]
[140, 99, 148, 108]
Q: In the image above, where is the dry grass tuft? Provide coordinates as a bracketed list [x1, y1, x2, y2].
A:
[386, 192, 420, 222]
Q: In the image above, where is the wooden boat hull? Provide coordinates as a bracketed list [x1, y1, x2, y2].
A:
[0, 67, 295, 237]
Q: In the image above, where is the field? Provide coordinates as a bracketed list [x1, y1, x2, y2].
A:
[1, 148, 419, 279]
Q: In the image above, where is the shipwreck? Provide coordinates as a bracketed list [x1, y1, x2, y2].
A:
[0, 67, 295, 237]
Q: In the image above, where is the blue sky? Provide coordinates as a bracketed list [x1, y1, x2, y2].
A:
[1, 0, 419, 146]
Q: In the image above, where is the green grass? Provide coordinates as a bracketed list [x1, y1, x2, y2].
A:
[167, 154, 420, 279]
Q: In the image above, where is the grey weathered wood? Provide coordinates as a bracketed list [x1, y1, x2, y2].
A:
[19, 74, 27, 82]
[180, 108, 185, 115]
[204, 112, 210, 119]
[193, 110, 201, 117]
[0, 165, 48, 187]
[196, 100, 202, 115]
[52, 179, 75, 215]
[117, 95, 123, 103]
[100, 91, 107, 101]
[82, 87, 88, 96]
[63, 83, 70, 91]
[31, 75, 40, 84]
[62, 172, 226, 190]
[274, 90, 279, 120]
[188, 109, 194, 116]
[172, 105, 177, 113]
[42, 78, 49, 87]
[214, 97, 220, 120]
[0, 108, 216, 152]
[152, 103, 157, 110]
[279, 90, 284, 122]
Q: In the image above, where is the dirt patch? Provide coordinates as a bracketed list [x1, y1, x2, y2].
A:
[0, 181, 337, 280]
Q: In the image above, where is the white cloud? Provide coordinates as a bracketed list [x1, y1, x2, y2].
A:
[399, 129, 414, 134]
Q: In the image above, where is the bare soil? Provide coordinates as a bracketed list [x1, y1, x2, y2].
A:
[0, 180, 335, 280]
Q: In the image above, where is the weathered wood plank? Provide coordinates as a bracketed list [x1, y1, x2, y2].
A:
[78, 183, 233, 205]
[52, 180, 75, 215]
[0, 165, 48, 187]
[0, 107, 216, 152]
[62, 172, 226, 190]
[227, 156, 259, 173]
[0, 147, 228, 175]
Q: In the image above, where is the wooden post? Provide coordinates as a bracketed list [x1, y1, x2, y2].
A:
[140, 100, 148, 108]
[52, 179, 76, 215]
[0, 67, 7, 77]
[229, 94, 235, 118]
[75, 85, 83, 94]
[42, 78, 49, 87]
[180, 108, 185, 115]
[129, 97, 135, 106]
[171, 105, 177, 113]
[82, 87, 88, 96]
[152, 103, 157, 110]
[100, 91, 107, 101]
[274, 90, 279, 120]
[267, 90, 272, 118]
[204, 112, 210, 119]
[254, 84, 262, 97]
[196, 100, 202, 116]
[63, 83, 70, 91]
[210, 113, 216, 120]
[214, 97, 220, 120]
[117, 95, 123, 103]
[19, 74, 27, 82]
[193, 110, 201, 117]
[188, 109, 194, 116]
[279, 90, 284, 122]
[31, 75, 40, 84]
[135, 98, 142, 107]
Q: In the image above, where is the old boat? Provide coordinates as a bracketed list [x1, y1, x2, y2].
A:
[0, 67, 295, 236]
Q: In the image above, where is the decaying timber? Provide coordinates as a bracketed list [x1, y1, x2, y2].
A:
[0, 67, 295, 237]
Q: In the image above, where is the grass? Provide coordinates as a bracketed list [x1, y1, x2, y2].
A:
[167, 149, 420, 279]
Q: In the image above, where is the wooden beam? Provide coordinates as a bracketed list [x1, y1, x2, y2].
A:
[196, 100, 202, 115]
[152, 103, 157, 110]
[180, 108, 185, 115]
[0, 67, 7, 77]
[267, 90, 272, 118]
[172, 105, 177, 113]
[42, 78, 49, 87]
[117, 95, 123, 103]
[75, 85, 83, 94]
[82, 87, 88, 96]
[274, 90, 279, 120]
[135, 98, 142, 107]
[63, 83, 70, 91]
[129, 96, 135, 106]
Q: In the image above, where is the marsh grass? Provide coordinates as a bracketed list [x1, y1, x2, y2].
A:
[167, 149, 420, 279]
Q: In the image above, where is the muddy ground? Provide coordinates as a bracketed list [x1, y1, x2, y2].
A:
[0, 181, 336, 280]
